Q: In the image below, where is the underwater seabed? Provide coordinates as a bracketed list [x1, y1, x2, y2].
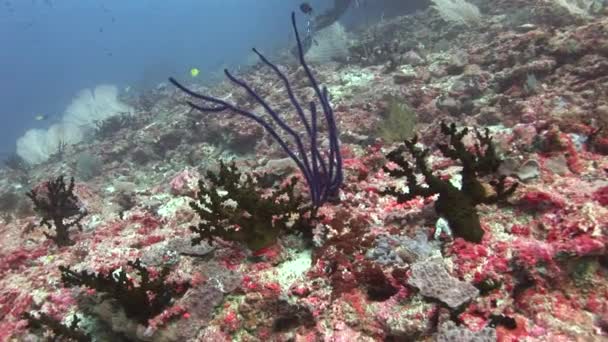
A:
[2, 0, 608, 341]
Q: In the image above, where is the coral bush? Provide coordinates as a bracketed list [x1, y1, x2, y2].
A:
[382, 123, 517, 243]
[59, 258, 188, 325]
[189, 161, 312, 251]
[23, 312, 91, 342]
[26, 176, 87, 246]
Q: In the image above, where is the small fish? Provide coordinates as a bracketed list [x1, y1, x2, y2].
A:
[300, 2, 313, 15]
[190, 68, 200, 77]
[34, 114, 49, 121]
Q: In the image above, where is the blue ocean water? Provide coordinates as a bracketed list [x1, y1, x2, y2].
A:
[0, 0, 348, 157]
[0, 0, 424, 160]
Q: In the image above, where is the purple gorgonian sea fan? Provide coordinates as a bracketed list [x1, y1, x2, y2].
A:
[169, 12, 343, 208]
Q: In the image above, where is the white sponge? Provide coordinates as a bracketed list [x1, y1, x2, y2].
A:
[63, 85, 132, 128]
[305, 22, 352, 63]
[16, 84, 132, 164]
[16, 129, 52, 164]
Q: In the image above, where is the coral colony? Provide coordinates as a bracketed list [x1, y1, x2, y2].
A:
[381, 122, 518, 243]
[2, 1, 608, 341]
[169, 12, 343, 209]
[26, 176, 88, 246]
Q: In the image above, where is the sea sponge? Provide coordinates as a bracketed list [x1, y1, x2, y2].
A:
[16, 85, 132, 164]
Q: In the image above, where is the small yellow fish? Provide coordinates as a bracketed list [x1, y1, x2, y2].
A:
[190, 68, 200, 77]
[34, 114, 48, 121]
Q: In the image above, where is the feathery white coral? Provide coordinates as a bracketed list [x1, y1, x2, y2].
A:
[16, 84, 132, 164]
[431, 0, 482, 26]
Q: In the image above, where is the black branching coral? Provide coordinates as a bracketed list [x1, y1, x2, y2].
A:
[59, 259, 188, 325]
[382, 122, 518, 243]
[189, 161, 312, 251]
[23, 312, 91, 342]
[26, 176, 87, 246]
